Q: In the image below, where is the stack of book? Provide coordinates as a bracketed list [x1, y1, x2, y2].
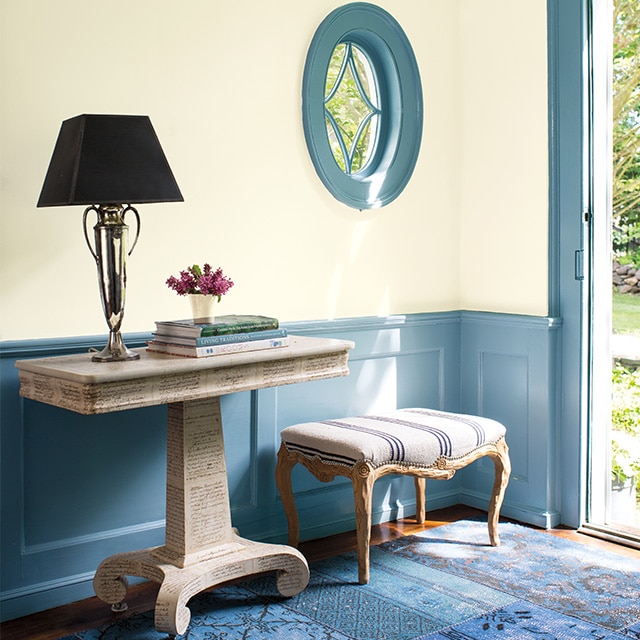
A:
[147, 315, 289, 358]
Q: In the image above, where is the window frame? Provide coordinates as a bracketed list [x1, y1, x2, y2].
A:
[302, 2, 423, 209]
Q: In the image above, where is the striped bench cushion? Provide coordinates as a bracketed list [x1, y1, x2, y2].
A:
[280, 408, 506, 469]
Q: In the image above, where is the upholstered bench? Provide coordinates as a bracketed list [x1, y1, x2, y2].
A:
[276, 408, 510, 584]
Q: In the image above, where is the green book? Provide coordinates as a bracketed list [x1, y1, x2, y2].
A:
[155, 315, 279, 338]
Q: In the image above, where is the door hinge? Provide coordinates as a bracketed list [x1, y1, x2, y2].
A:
[575, 249, 584, 281]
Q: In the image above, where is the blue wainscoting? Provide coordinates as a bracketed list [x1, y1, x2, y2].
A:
[0, 311, 561, 621]
[458, 312, 562, 529]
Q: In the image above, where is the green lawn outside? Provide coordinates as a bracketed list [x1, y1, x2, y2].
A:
[613, 291, 640, 335]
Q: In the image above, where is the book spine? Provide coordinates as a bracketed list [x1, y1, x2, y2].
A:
[195, 337, 288, 356]
[199, 320, 279, 337]
[154, 318, 280, 338]
[147, 336, 289, 358]
[154, 328, 288, 347]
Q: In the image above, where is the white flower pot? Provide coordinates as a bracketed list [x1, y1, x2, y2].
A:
[188, 294, 216, 323]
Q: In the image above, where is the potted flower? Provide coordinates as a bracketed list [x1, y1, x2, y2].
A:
[166, 263, 234, 323]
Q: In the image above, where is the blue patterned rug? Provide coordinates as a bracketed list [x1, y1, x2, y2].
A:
[59, 520, 640, 639]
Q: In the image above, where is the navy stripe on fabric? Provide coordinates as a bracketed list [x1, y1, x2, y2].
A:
[321, 419, 406, 462]
[286, 442, 357, 466]
[367, 415, 452, 457]
[405, 409, 487, 448]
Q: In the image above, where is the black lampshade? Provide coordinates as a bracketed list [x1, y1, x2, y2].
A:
[37, 114, 184, 207]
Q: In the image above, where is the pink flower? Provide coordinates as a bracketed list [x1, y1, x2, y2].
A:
[166, 263, 234, 300]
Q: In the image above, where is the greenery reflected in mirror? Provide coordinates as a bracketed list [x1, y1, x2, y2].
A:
[325, 43, 380, 175]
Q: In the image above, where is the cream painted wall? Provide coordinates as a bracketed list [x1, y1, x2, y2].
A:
[0, 0, 546, 341]
[458, 0, 549, 315]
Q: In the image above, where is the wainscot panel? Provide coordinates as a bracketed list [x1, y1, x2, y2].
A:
[0, 312, 560, 621]
[458, 312, 563, 529]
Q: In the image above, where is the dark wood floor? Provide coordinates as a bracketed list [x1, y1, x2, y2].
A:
[3, 505, 638, 640]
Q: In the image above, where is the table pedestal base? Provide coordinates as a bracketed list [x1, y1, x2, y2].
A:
[93, 533, 309, 636]
[93, 397, 309, 636]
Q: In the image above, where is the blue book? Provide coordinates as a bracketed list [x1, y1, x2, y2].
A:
[152, 328, 288, 347]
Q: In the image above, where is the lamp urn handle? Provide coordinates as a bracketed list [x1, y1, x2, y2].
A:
[122, 205, 141, 255]
[82, 205, 101, 262]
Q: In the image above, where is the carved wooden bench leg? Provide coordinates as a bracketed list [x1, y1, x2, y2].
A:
[414, 477, 426, 524]
[487, 438, 511, 546]
[352, 463, 376, 584]
[275, 444, 300, 548]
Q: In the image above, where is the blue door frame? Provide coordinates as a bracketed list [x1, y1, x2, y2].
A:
[548, 0, 589, 528]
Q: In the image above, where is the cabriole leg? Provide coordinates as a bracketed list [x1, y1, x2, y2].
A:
[488, 438, 511, 546]
[414, 477, 426, 523]
[352, 464, 375, 585]
[275, 444, 301, 548]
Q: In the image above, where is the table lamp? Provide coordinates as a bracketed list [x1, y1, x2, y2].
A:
[37, 114, 184, 362]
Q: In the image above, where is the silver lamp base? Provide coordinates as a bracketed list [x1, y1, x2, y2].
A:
[93, 330, 140, 362]
[83, 204, 141, 364]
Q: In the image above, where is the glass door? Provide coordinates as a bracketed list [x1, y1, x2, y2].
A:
[585, 0, 640, 546]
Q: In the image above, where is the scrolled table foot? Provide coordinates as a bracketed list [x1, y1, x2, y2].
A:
[93, 569, 129, 607]
[93, 548, 168, 615]
[154, 577, 192, 637]
[274, 549, 310, 597]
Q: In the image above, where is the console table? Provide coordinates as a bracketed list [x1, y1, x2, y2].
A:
[16, 335, 354, 636]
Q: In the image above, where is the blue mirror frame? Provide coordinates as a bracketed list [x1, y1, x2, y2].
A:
[302, 3, 423, 209]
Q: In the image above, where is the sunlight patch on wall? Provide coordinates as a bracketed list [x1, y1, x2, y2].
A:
[355, 357, 399, 413]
